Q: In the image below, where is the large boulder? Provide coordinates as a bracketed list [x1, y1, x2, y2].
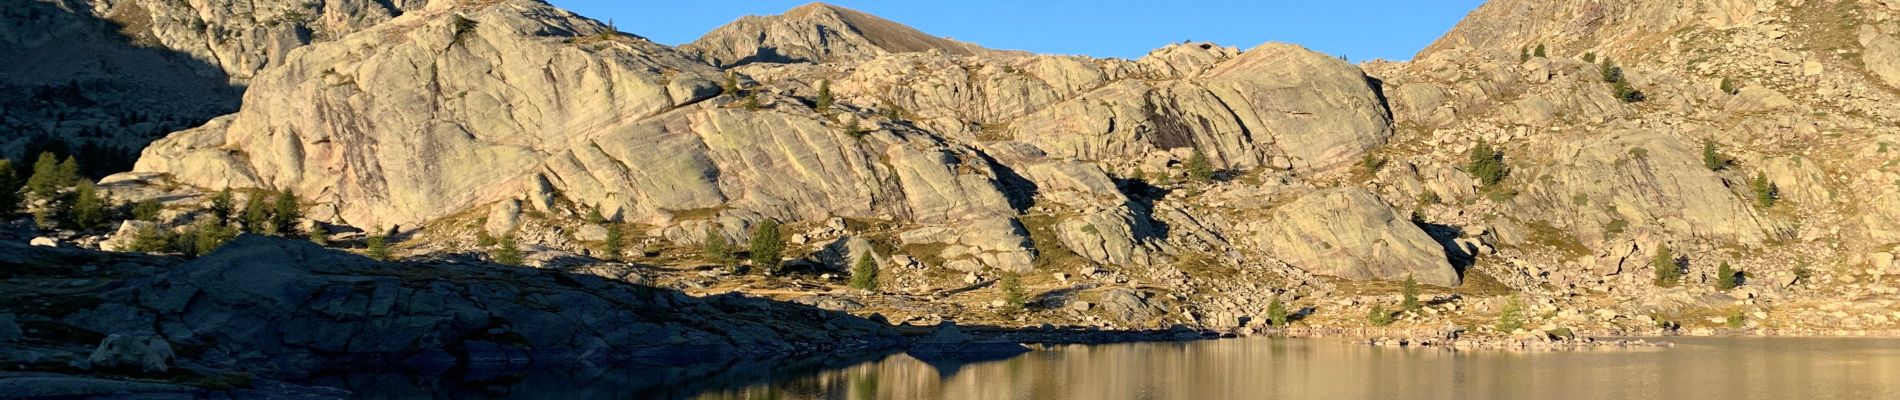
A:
[1248, 187, 1459, 286]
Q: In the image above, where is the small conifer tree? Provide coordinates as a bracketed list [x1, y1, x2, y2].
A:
[750, 219, 784, 273]
[850, 251, 879, 291]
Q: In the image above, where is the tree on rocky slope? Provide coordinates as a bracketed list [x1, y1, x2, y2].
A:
[131, 199, 163, 222]
[271, 191, 302, 236]
[703, 226, 730, 265]
[67, 181, 110, 231]
[1367, 304, 1395, 326]
[1752, 172, 1779, 208]
[1267, 296, 1289, 327]
[1495, 295, 1526, 332]
[850, 251, 878, 291]
[366, 233, 391, 261]
[1468, 140, 1509, 187]
[208, 188, 236, 225]
[1000, 272, 1027, 313]
[1533, 43, 1546, 58]
[25, 152, 72, 201]
[242, 192, 271, 234]
[1187, 148, 1214, 182]
[816, 80, 834, 112]
[1716, 261, 1739, 290]
[603, 223, 624, 261]
[1652, 244, 1683, 286]
[1702, 141, 1726, 171]
[494, 234, 523, 266]
[1401, 275, 1422, 312]
[750, 219, 785, 273]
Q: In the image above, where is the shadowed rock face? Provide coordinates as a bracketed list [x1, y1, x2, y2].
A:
[65, 235, 900, 367]
[679, 2, 1022, 68]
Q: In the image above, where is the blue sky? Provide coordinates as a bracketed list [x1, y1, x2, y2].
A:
[550, 1, 1487, 61]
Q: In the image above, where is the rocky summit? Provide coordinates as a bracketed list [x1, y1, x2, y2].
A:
[8, 0, 1900, 396]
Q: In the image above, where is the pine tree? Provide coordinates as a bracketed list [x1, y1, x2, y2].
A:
[1533, 43, 1547, 58]
[1186, 148, 1214, 182]
[1401, 275, 1422, 312]
[1652, 244, 1682, 286]
[702, 226, 730, 265]
[1468, 140, 1508, 187]
[1496, 295, 1526, 332]
[494, 234, 523, 266]
[1267, 296, 1290, 327]
[1599, 58, 1623, 83]
[816, 80, 834, 112]
[131, 199, 163, 221]
[67, 181, 109, 230]
[1716, 262, 1739, 290]
[1702, 140, 1725, 171]
[366, 233, 391, 261]
[26, 152, 62, 200]
[849, 251, 879, 291]
[56, 156, 78, 187]
[190, 222, 237, 257]
[602, 223, 624, 261]
[1752, 172, 1778, 208]
[0, 159, 20, 214]
[999, 272, 1027, 313]
[208, 188, 236, 225]
[271, 190, 301, 236]
[242, 192, 272, 234]
[307, 224, 330, 247]
[749, 219, 784, 273]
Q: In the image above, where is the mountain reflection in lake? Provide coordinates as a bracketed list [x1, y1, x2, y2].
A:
[324, 337, 1900, 399]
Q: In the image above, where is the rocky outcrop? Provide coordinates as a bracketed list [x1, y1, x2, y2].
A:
[1418, 0, 1762, 59]
[1513, 132, 1771, 246]
[680, 2, 1018, 68]
[1248, 187, 1459, 286]
[66, 236, 900, 366]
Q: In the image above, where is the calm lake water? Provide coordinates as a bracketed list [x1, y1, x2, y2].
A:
[320, 337, 1900, 399]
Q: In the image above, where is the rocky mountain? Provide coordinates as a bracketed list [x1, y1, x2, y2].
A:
[1, 0, 431, 171]
[10, 3, 1900, 393]
[680, 2, 1019, 68]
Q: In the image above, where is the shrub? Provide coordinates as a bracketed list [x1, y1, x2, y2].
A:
[1652, 244, 1682, 286]
[1519, 47, 1529, 62]
[585, 208, 606, 224]
[307, 225, 329, 247]
[1359, 154, 1387, 174]
[1533, 44, 1547, 58]
[1716, 262, 1739, 290]
[749, 219, 784, 273]
[1599, 58, 1623, 83]
[849, 251, 879, 291]
[702, 226, 730, 265]
[721, 72, 740, 95]
[1752, 172, 1779, 208]
[1267, 296, 1289, 327]
[1612, 79, 1645, 103]
[1467, 140, 1508, 187]
[999, 272, 1027, 313]
[0, 159, 19, 214]
[1496, 295, 1526, 332]
[1726, 310, 1746, 328]
[1368, 304, 1395, 326]
[366, 234, 391, 261]
[493, 234, 523, 266]
[1418, 191, 1442, 205]
[1720, 77, 1740, 95]
[1401, 275, 1422, 312]
[1582, 52, 1597, 63]
[1187, 148, 1214, 182]
[1702, 140, 1725, 171]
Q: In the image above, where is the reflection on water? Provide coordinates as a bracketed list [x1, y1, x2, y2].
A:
[315, 338, 1900, 399]
[693, 338, 1900, 400]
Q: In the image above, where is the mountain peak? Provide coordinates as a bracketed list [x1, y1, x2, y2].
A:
[681, 2, 1019, 68]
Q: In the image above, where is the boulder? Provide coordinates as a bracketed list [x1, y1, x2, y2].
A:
[679, 3, 1017, 68]
[87, 334, 175, 374]
[1249, 187, 1459, 286]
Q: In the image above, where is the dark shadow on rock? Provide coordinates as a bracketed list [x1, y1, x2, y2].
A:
[1413, 220, 1474, 277]
[2, 0, 241, 176]
[1114, 176, 1173, 242]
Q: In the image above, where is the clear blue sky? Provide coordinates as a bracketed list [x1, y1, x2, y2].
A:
[550, 1, 1487, 61]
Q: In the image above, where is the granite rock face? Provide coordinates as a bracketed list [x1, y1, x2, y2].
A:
[1246, 187, 1459, 287]
[680, 2, 1019, 68]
